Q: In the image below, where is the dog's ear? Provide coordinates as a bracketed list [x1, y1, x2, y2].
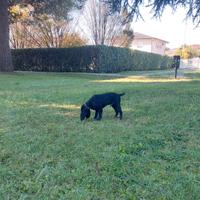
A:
[81, 104, 85, 111]
[80, 104, 90, 121]
[80, 105, 85, 121]
[85, 109, 91, 119]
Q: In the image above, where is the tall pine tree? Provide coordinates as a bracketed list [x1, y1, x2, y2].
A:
[0, 0, 13, 71]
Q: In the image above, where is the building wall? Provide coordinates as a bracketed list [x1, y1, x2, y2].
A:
[180, 57, 200, 69]
[130, 39, 152, 53]
[130, 38, 166, 55]
[151, 39, 166, 55]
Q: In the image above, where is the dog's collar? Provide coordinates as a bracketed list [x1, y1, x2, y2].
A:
[84, 103, 90, 109]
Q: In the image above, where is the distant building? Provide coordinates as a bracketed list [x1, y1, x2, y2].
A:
[165, 44, 200, 57]
[190, 44, 200, 51]
[130, 32, 168, 55]
[165, 48, 177, 57]
[180, 57, 200, 69]
[165, 44, 200, 69]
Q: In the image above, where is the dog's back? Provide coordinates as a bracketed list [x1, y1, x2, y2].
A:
[88, 92, 125, 108]
[91, 92, 125, 99]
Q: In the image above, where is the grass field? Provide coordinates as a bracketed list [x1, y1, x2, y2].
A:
[0, 69, 200, 199]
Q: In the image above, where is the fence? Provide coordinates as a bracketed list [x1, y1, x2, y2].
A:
[180, 57, 200, 69]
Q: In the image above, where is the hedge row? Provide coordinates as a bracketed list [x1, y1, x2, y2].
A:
[12, 45, 172, 73]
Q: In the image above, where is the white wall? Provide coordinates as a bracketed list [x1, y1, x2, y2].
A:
[130, 38, 166, 55]
[151, 39, 166, 55]
[180, 57, 200, 69]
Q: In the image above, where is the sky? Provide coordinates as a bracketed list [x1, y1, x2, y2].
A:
[132, 6, 200, 49]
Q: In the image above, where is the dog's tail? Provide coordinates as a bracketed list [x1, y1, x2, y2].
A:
[119, 93, 125, 96]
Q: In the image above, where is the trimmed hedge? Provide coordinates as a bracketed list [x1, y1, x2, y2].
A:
[12, 45, 172, 73]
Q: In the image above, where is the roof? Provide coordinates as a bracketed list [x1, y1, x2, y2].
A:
[134, 32, 168, 43]
[165, 48, 177, 57]
[190, 44, 200, 50]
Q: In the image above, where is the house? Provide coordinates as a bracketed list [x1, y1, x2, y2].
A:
[165, 44, 200, 57]
[130, 32, 168, 55]
[190, 44, 200, 51]
[165, 48, 177, 57]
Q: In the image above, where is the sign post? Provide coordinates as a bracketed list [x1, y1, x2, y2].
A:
[172, 55, 180, 79]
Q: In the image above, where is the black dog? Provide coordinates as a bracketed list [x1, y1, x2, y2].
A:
[80, 92, 125, 121]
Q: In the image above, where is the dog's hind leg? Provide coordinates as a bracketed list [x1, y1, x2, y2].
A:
[115, 104, 123, 119]
[118, 106, 123, 119]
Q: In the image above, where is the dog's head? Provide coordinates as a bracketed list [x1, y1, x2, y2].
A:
[80, 104, 91, 121]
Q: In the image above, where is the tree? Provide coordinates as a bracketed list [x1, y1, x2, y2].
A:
[9, 4, 34, 48]
[32, 16, 86, 48]
[9, 3, 86, 48]
[0, 0, 84, 72]
[0, 0, 13, 71]
[62, 33, 87, 47]
[10, 16, 86, 48]
[79, 0, 133, 46]
[175, 45, 200, 59]
[106, 0, 200, 25]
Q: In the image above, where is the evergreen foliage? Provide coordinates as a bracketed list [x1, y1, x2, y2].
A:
[12, 45, 172, 72]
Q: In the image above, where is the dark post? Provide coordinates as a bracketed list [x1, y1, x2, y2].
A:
[172, 55, 180, 79]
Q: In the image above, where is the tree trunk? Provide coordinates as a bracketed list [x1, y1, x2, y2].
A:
[0, 0, 13, 72]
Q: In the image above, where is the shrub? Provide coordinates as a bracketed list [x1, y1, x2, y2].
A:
[12, 45, 172, 73]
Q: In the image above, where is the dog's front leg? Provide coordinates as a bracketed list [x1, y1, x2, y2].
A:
[97, 109, 103, 120]
[94, 110, 98, 119]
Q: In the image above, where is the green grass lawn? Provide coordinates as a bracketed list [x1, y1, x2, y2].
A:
[0, 70, 200, 200]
